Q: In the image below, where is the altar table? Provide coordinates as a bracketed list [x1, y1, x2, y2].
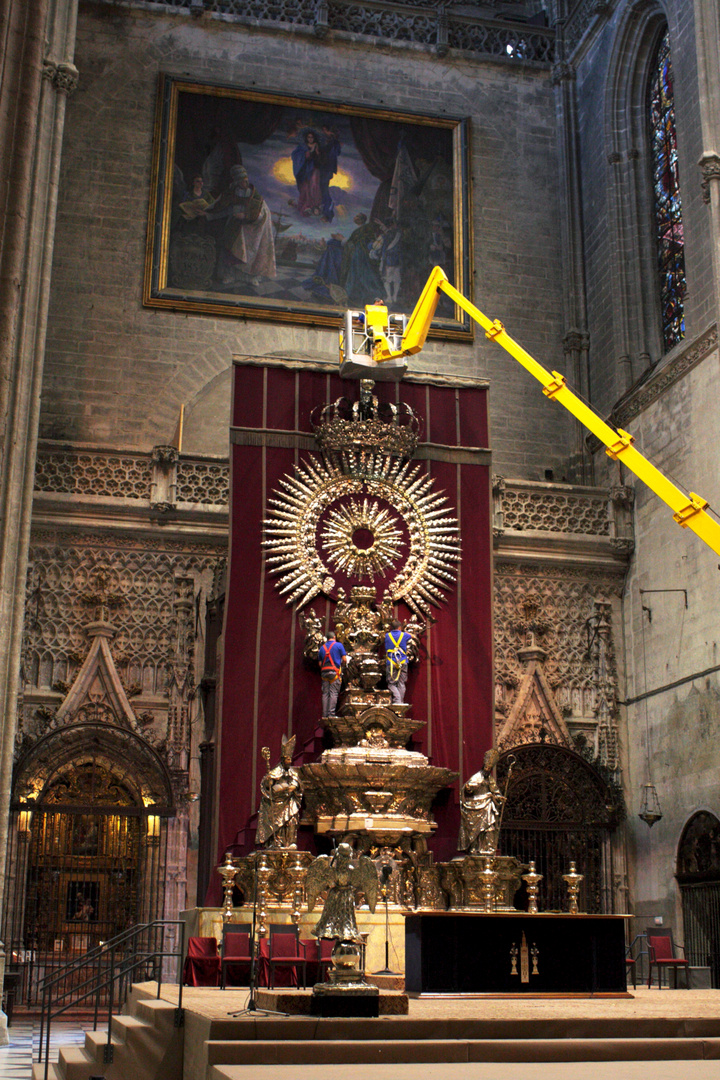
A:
[405, 912, 628, 993]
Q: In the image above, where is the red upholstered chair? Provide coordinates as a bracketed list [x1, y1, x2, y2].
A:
[182, 936, 220, 987]
[304, 937, 333, 985]
[646, 929, 689, 989]
[220, 926, 252, 989]
[315, 938, 334, 984]
[267, 924, 307, 989]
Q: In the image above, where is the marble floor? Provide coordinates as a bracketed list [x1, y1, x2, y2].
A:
[0, 1019, 94, 1079]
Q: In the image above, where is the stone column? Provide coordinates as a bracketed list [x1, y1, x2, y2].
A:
[197, 741, 216, 904]
[0, 0, 79, 1040]
[552, 32, 592, 482]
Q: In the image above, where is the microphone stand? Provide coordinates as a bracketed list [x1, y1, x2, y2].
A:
[373, 867, 397, 976]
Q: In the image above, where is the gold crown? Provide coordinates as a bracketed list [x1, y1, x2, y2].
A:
[311, 394, 420, 461]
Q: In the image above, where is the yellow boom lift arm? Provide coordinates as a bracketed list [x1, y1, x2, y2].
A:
[338, 265, 720, 557]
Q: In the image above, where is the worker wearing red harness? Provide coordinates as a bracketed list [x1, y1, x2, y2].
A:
[318, 632, 347, 716]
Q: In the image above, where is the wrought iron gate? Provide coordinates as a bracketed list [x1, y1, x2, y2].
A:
[497, 743, 619, 913]
[681, 882, 720, 986]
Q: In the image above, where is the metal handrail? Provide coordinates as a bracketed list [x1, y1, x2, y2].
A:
[37, 919, 185, 1080]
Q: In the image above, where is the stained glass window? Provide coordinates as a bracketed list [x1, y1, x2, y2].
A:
[648, 28, 685, 351]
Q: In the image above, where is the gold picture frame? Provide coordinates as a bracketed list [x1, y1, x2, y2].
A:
[144, 75, 472, 338]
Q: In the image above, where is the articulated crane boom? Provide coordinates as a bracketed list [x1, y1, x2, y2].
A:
[338, 265, 720, 558]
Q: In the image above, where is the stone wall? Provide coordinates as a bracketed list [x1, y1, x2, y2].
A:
[608, 340, 720, 931]
[41, 1, 574, 478]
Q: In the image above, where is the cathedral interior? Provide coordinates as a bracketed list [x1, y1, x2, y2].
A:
[1, 0, 720, 1017]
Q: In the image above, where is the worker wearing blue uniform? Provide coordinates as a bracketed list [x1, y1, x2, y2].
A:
[385, 619, 412, 704]
[318, 632, 347, 716]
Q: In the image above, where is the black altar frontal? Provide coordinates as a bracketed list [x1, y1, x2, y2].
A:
[405, 913, 629, 994]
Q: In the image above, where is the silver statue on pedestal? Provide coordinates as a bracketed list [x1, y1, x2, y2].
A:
[458, 748, 506, 856]
[255, 735, 303, 849]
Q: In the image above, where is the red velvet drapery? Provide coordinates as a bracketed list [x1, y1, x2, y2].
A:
[212, 360, 493, 898]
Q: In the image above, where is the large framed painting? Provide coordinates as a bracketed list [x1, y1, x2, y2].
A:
[144, 76, 473, 339]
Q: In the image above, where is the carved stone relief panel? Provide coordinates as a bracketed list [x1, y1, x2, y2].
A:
[494, 563, 624, 770]
[20, 535, 221, 761]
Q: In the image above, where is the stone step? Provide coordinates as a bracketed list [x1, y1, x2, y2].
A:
[209, 1061, 720, 1080]
[32, 1065, 61, 1080]
[84, 1027, 121, 1061]
[200, 1014, 720, 1041]
[132, 996, 182, 1031]
[110, 1014, 148, 1039]
[205, 1036, 720, 1067]
[33, 988, 183, 1080]
[102, 992, 183, 1080]
[56, 1044, 103, 1080]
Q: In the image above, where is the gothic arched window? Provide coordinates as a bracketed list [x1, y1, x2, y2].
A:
[647, 27, 686, 351]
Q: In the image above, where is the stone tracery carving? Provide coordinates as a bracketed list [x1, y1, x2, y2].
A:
[176, 460, 229, 505]
[94, 0, 556, 64]
[612, 324, 719, 426]
[19, 542, 218, 785]
[448, 21, 554, 61]
[34, 445, 231, 508]
[34, 448, 153, 500]
[42, 60, 80, 96]
[494, 566, 622, 769]
[501, 488, 609, 534]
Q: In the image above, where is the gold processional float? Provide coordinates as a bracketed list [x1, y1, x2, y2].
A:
[217, 370, 586, 1000]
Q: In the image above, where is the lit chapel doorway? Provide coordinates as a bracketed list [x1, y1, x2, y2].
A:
[4, 744, 171, 1005]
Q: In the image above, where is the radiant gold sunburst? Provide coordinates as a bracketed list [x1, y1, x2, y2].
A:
[321, 497, 403, 580]
[263, 451, 461, 617]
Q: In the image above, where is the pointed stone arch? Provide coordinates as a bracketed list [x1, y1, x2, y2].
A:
[497, 643, 573, 753]
[677, 810, 720, 986]
[603, 1, 678, 380]
[12, 722, 174, 810]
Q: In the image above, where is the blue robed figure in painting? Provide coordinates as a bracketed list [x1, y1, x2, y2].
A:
[291, 126, 341, 222]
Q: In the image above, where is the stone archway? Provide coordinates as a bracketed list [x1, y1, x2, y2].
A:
[677, 811, 720, 987]
[3, 723, 175, 1005]
[497, 743, 620, 913]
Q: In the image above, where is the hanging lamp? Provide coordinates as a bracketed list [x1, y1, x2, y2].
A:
[639, 781, 662, 827]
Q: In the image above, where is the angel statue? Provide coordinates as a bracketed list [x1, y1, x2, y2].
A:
[255, 734, 303, 849]
[457, 748, 506, 856]
[306, 842, 378, 941]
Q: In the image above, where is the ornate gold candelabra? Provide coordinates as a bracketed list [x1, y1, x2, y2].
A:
[522, 860, 543, 914]
[218, 852, 237, 923]
[561, 861, 584, 914]
[256, 852, 270, 936]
